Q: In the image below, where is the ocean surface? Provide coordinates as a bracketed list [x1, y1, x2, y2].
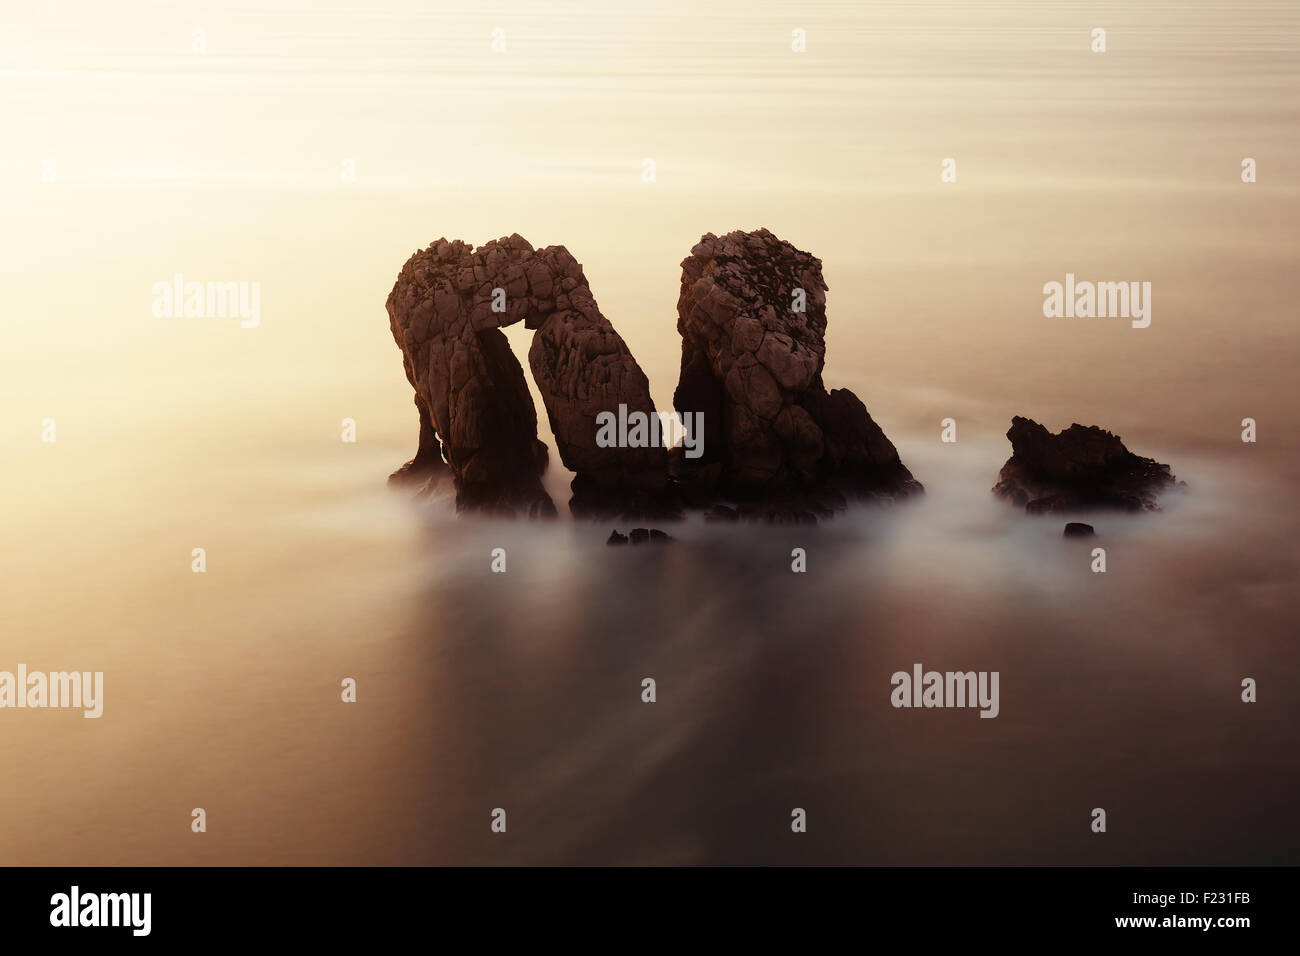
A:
[1, 0, 1297, 864]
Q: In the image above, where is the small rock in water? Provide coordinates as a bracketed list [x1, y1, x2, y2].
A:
[992, 416, 1178, 513]
[624, 527, 673, 545]
[606, 530, 629, 546]
[1063, 522, 1095, 538]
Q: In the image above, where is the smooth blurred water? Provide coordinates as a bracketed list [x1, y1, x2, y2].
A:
[3, 411, 1295, 864]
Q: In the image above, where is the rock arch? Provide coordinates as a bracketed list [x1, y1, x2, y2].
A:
[386, 234, 666, 517]
[386, 228, 920, 520]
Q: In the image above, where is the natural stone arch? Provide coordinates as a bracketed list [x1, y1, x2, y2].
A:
[386, 228, 921, 522]
[386, 234, 666, 517]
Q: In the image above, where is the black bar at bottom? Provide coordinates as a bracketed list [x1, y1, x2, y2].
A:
[1, 866, 1290, 941]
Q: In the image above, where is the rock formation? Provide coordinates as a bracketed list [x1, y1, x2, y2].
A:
[527, 283, 673, 520]
[606, 528, 673, 546]
[993, 416, 1179, 513]
[386, 235, 666, 517]
[672, 228, 921, 513]
[386, 393, 453, 495]
[386, 237, 553, 517]
[387, 228, 921, 521]
[1063, 522, 1095, 538]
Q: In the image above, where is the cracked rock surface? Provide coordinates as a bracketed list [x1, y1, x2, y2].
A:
[386, 234, 664, 517]
[672, 228, 921, 508]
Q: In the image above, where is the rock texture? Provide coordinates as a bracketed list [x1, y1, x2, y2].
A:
[387, 235, 665, 516]
[993, 416, 1179, 513]
[388, 228, 921, 521]
[526, 270, 673, 520]
[672, 228, 920, 511]
[387, 237, 553, 517]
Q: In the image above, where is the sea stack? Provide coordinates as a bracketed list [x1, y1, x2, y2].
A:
[671, 228, 921, 520]
[386, 229, 921, 522]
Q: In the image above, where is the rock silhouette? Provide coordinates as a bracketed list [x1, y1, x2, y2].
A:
[993, 416, 1179, 513]
[606, 528, 674, 545]
[387, 228, 919, 520]
[386, 235, 664, 517]
[672, 229, 921, 509]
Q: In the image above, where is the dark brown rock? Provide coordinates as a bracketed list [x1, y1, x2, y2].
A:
[568, 473, 684, 523]
[673, 228, 920, 513]
[993, 416, 1179, 513]
[527, 257, 670, 515]
[623, 527, 673, 545]
[606, 529, 629, 546]
[387, 393, 453, 494]
[387, 234, 667, 517]
[1063, 522, 1096, 538]
[387, 237, 554, 517]
[704, 504, 741, 522]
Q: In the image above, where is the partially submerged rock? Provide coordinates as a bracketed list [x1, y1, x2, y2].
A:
[1063, 522, 1095, 538]
[386, 394, 453, 495]
[527, 255, 672, 519]
[993, 416, 1179, 513]
[387, 235, 666, 517]
[607, 528, 673, 545]
[672, 228, 920, 516]
[387, 228, 920, 523]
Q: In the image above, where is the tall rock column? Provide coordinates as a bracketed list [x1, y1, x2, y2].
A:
[673, 228, 921, 507]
